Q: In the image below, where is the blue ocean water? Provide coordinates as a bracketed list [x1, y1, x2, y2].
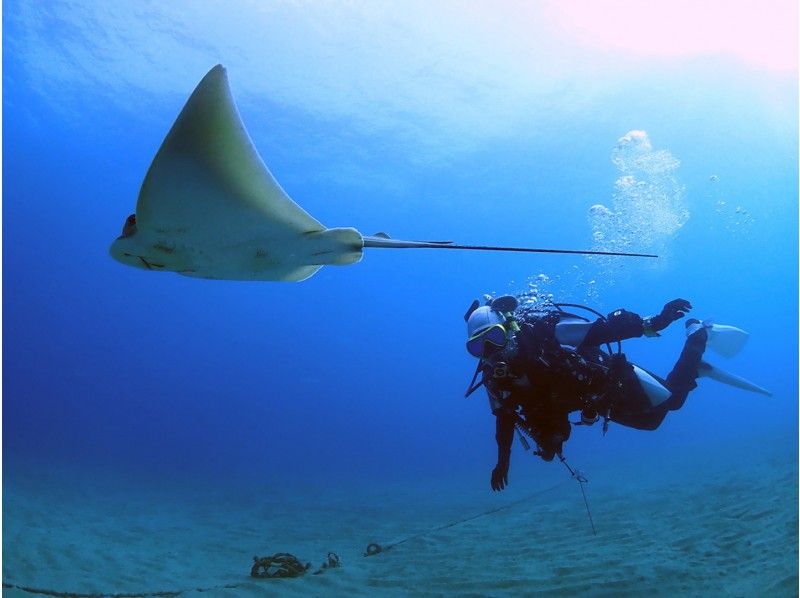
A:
[3, 2, 798, 594]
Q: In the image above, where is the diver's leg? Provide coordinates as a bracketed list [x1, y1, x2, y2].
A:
[605, 329, 707, 432]
[605, 354, 669, 430]
[662, 323, 709, 411]
[609, 401, 668, 431]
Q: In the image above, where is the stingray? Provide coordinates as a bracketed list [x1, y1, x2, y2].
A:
[110, 65, 655, 281]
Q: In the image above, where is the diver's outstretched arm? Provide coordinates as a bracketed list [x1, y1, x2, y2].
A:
[490, 412, 515, 492]
[576, 299, 692, 348]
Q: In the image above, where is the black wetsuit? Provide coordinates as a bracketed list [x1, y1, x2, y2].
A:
[485, 308, 707, 465]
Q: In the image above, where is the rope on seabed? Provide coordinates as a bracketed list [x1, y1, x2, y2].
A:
[0, 583, 211, 597]
[362, 479, 570, 557]
[3, 480, 572, 596]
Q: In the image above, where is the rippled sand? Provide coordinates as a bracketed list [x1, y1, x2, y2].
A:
[4, 442, 797, 597]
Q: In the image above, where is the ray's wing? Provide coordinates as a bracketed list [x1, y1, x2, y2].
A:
[128, 64, 363, 281]
[137, 64, 323, 239]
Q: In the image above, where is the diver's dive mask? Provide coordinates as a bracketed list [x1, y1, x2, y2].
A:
[464, 295, 520, 358]
[466, 324, 508, 357]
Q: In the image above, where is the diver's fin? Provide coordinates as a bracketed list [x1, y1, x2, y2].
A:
[685, 319, 749, 358]
[706, 322, 749, 358]
[698, 361, 772, 396]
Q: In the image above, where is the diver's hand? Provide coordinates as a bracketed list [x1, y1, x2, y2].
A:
[491, 459, 509, 491]
[647, 298, 692, 333]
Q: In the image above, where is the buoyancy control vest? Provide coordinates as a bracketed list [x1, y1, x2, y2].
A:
[483, 311, 609, 416]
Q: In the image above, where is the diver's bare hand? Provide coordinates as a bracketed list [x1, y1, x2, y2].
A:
[491, 461, 509, 491]
[647, 298, 692, 333]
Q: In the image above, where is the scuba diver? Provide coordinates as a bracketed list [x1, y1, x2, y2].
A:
[463, 295, 771, 492]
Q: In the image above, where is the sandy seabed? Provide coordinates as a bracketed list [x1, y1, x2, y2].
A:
[3, 441, 797, 598]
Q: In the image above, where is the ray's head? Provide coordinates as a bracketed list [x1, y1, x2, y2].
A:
[109, 213, 153, 270]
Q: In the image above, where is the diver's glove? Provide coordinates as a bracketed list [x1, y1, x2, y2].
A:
[643, 298, 692, 337]
[491, 457, 509, 492]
